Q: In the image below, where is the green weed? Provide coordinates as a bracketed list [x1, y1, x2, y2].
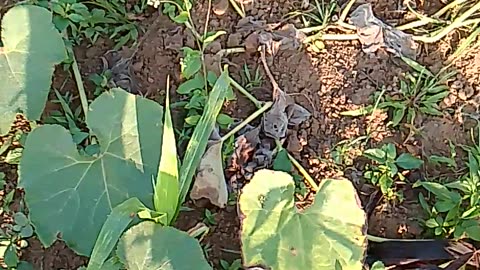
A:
[220, 259, 242, 270]
[364, 143, 423, 201]
[35, 0, 146, 49]
[203, 209, 217, 226]
[376, 66, 455, 127]
[241, 64, 263, 90]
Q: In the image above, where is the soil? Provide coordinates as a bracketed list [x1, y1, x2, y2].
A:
[1, 0, 480, 269]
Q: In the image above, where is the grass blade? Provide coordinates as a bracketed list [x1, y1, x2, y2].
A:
[178, 67, 231, 205]
[154, 77, 180, 225]
[86, 198, 148, 270]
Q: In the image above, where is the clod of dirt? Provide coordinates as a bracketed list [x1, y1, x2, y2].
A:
[213, 0, 229, 16]
[286, 103, 311, 126]
[350, 3, 417, 59]
[191, 141, 229, 208]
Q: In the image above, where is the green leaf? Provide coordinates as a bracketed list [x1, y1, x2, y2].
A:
[391, 106, 406, 126]
[363, 148, 386, 163]
[0, 5, 66, 135]
[178, 68, 230, 205]
[202, 30, 226, 48]
[185, 114, 201, 126]
[216, 113, 233, 126]
[465, 225, 480, 241]
[87, 198, 148, 270]
[13, 212, 29, 227]
[371, 261, 385, 270]
[176, 73, 204, 95]
[153, 91, 179, 225]
[384, 143, 397, 160]
[181, 48, 202, 79]
[172, 11, 189, 24]
[415, 182, 458, 202]
[401, 56, 434, 77]
[116, 222, 212, 270]
[4, 244, 18, 267]
[273, 149, 292, 173]
[19, 89, 163, 255]
[395, 153, 423, 169]
[240, 170, 366, 270]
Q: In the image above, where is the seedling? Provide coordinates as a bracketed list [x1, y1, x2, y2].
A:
[242, 64, 263, 90]
[376, 63, 455, 127]
[203, 209, 217, 226]
[415, 148, 480, 240]
[37, 0, 145, 49]
[89, 70, 113, 97]
[363, 143, 423, 201]
[0, 212, 34, 269]
[220, 259, 242, 270]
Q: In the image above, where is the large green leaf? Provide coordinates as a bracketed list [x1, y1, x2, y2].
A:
[116, 221, 212, 270]
[0, 5, 66, 135]
[19, 89, 163, 255]
[239, 170, 366, 270]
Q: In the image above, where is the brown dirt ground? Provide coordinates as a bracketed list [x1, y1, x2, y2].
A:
[1, 0, 480, 269]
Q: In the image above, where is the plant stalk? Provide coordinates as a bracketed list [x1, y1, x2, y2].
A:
[230, 77, 263, 108]
[220, 101, 273, 142]
[275, 139, 319, 192]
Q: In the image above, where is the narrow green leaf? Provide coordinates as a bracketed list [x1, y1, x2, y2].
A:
[401, 56, 434, 77]
[178, 68, 231, 205]
[87, 198, 148, 270]
[395, 153, 423, 169]
[391, 106, 406, 126]
[154, 90, 179, 225]
[202, 30, 226, 48]
[417, 182, 456, 201]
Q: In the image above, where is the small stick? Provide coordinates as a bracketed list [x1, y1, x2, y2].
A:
[338, 0, 356, 23]
[259, 46, 281, 98]
[220, 101, 273, 143]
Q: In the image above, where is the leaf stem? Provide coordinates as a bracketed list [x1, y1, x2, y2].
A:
[275, 140, 319, 192]
[220, 101, 273, 143]
[70, 49, 89, 119]
[229, 77, 263, 109]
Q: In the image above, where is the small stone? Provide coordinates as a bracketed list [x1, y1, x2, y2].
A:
[458, 86, 474, 101]
[227, 33, 242, 47]
[132, 61, 143, 72]
[147, 77, 154, 83]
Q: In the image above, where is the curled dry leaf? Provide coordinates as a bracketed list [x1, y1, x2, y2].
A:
[191, 141, 228, 208]
[262, 91, 288, 139]
[286, 103, 311, 126]
[350, 3, 417, 59]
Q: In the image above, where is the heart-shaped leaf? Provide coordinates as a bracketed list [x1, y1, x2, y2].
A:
[116, 221, 212, 270]
[0, 5, 66, 135]
[19, 89, 163, 255]
[239, 169, 366, 270]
